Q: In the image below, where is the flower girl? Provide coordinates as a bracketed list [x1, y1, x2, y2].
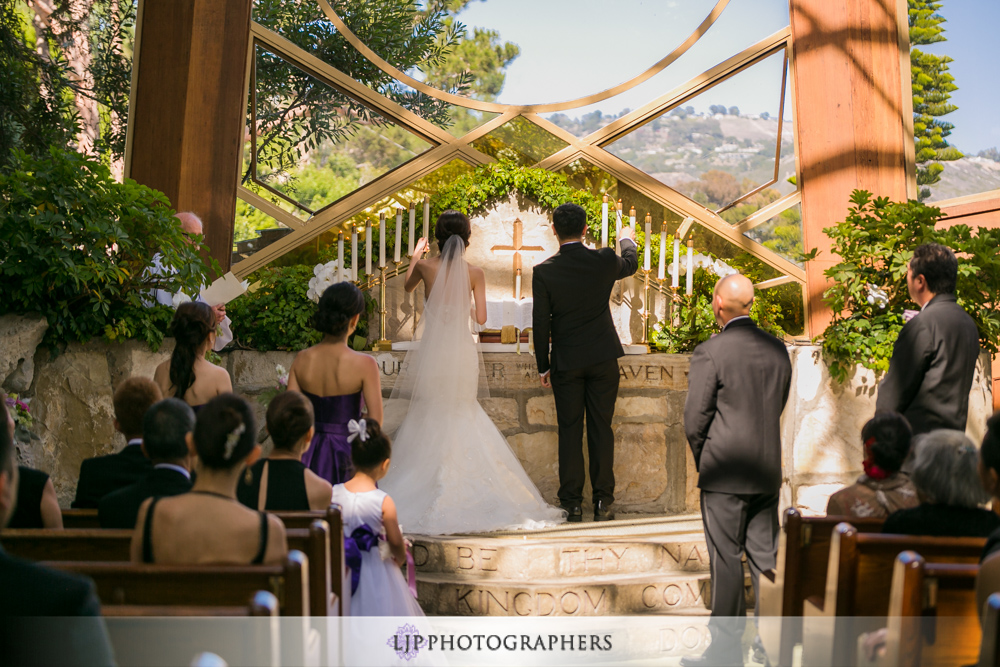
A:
[332, 419, 423, 616]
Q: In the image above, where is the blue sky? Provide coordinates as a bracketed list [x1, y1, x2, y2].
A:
[451, 0, 997, 153]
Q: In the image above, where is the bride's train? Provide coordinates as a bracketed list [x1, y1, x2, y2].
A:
[379, 235, 565, 535]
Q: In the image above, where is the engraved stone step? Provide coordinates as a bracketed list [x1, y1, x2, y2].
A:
[415, 571, 753, 617]
[413, 534, 711, 581]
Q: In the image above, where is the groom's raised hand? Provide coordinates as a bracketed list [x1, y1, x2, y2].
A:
[540, 370, 551, 388]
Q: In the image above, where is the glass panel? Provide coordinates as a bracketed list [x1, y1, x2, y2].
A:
[470, 116, 569, 165]
[759, 281, 805, 337]
[248, 46, 435, 214]
[231, 202, 293, 266]
[744, 202, 803, 267]
[604, 49, 788, 214]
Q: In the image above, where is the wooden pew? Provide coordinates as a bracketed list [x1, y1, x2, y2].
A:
[801, 524, 985, 666]
[981, 593, 1000, 667]
[758, 509, 885, 665]
[874, 551, 980, 667]
[286, 520, 337, 617]
[62, 508, 99, 528]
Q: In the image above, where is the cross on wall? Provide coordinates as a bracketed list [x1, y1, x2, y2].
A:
[491, 218, 545, 299]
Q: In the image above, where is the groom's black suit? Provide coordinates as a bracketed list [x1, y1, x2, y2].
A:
[532, 238, 638, 507]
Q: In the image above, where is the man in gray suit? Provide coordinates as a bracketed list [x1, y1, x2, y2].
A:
[682, 274, 792, 666]
[876, 243, 979, 435]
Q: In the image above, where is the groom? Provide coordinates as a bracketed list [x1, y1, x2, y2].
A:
[532, 203, 638, 522]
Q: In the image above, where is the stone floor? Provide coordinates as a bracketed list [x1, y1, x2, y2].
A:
[412, 513, 753, 618]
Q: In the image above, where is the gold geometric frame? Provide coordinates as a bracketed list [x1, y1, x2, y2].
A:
[232, 4, 805, 291]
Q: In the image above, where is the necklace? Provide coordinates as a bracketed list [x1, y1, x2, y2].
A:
[189, 489, 237, 501]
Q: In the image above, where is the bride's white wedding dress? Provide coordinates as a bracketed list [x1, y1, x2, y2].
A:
[379, 235, 565, 535]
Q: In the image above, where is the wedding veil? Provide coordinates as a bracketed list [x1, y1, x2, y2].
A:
[382, 234, 489, 436]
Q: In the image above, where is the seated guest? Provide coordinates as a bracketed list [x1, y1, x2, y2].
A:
[1, 400, 61, 529]
[0, 403, 115, 665]
[827, 412, 919, 518]
[72, 376, 162, 508]
[154, 301, 232, 413]
[238, 391, 333, 511]
[131, 393, 287, 565]
[883, 429, 1000, 537]
[99, 399, 195, 529]
[978, 413, 1000, 561]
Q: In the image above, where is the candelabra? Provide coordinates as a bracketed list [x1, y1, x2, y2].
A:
[356, 259, 410, 352]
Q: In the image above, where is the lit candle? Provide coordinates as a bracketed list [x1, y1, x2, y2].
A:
[515, 268, 522, 301]
[394, 207, 402, 263]
[379, 212, 386, 268]
[351, 225, 358, 281]
[629, 206, 636, 230]
[658, 222, 667, 281]
[671, 232, 680, 289]
[337, 232, 344, 282]
[423, 196, 430, 244]
[643, 213, 651, 271]
[408, 203, 416, 255]
[615, 199, 622, 245]
[601, 194, 609, 248]
[686, 238, 694, 296]
[364, 220, 372, 276]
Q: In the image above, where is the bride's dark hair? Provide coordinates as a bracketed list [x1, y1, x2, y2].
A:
[434, 210, 470, 251]
[169, 301, 215, 400]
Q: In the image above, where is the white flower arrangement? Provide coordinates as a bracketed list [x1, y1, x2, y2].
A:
[306, 260, 343, 303]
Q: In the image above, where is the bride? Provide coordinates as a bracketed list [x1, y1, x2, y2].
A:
[379, 210, 566, 535]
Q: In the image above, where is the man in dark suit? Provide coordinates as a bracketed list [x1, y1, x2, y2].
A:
[72, 376, 161, 508]
[876, 243, 979, 435]
[682, 274, 792, 666]
[99, 398, 194, 529]
[532, 203, 637, 522]
[0, 403, 115, 665]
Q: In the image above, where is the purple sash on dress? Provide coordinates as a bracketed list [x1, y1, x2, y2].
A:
[344, 524, 379, 595]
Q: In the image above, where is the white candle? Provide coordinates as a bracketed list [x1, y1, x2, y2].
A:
[364, 220, 372, 276]
[337, 233, 344, 282]
[423, 196, 430, 244]
[351, 226, 358, 281]
[601, 195, 608, 248]
[686, 239, 694, 296]
[408, 203, 416, 255]
[379, 212, 386, 268]
[515, 270, 522, 301]
[658, 223, 667, 281]
[394, 208, 402, 263]
[643, 214, 651, 271]
[629, 206, 636, 230]
[672, 235, 680, 288]
[615, 200, 622, 246]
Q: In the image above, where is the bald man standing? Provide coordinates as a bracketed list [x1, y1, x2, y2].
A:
[681, 274, 792, 667]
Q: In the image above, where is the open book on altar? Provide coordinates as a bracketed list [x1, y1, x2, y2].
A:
[481, 298, 533, 332]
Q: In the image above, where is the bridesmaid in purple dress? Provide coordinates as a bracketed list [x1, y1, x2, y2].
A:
[287, 283, 383, 485]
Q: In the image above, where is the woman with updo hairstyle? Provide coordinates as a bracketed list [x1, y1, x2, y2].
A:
[287, 282, 383, 485]
[237, 390, 333, 511]
[154, 301, 232, 412]
[403, 209, 487, 326]
[130, 393, 287, 565]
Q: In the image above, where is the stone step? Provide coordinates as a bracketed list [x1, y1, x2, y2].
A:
[413, 534, 711, 581]
[416, 571, 754, 617]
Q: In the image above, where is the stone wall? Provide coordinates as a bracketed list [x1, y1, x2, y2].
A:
[3, 314, 992, 514]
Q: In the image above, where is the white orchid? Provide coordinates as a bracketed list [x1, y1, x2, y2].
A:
[171, 291, 192, 308]
[276, 364, 289, 387]
[306, 260, 343, 303]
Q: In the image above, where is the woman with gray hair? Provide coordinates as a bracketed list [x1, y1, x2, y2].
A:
[882, 429, 1000, 537]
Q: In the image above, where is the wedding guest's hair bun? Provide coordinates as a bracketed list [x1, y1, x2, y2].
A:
[267, 390, 314, 451]
[435, 210, 471, 251]
[313, 282, 365, 337]
[350, 418, 392, 471]
[194, 393, 257, 469]
[169, 301, 216, 399]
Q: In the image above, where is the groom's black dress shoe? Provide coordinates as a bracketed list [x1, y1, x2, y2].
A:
[562, 505, 583, 522]
[593, 500, 615, 521]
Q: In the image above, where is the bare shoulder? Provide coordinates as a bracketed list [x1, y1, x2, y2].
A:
[468, 264, 486, 283]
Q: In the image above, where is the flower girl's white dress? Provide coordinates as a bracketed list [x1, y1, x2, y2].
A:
[332, 484, 424, 616]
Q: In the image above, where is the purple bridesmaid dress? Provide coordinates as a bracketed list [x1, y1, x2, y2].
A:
[301, 390, 363, 485]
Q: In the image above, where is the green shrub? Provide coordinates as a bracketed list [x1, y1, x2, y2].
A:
[821, 189, 1000, 382]
[0, 147, 213, 349]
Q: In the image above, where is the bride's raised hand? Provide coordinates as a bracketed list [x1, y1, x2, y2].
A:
[413, 237, 429, 257]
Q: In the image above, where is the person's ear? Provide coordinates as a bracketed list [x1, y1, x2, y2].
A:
[246, 444, 262, 466]
[185, 432, 196, 457]
[381, 458, 391, 475]
[301, 427, 316, 452]
[349, 313, 361, 330]
[114, 419, 122, 435]
[140, 443, 150, 459]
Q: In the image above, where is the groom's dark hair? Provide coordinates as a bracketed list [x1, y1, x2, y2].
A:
[552, 203, 587, 240]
